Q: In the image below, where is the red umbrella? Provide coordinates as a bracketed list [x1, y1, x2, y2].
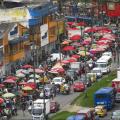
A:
[25, 83, 36, 90]
[63, 46, 75, 51]
[6, 76, 18, 81]
[3, 79, 16, 84]
[77, 22, 86, 26]
[19, 82, 27, 85]
[0, 98, 4, 104]
[67, 27, 79, 30]
[66, 22, 75, 26]
[21, 64, 33, 69]
[70, 35, 81, 41]
[71, 54, 80, 59]
[0, 84, 5, 88]
[99, 37, 111, 41]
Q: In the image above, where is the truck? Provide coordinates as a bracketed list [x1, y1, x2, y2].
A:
[32, 99, 50, 120]
[70, 62, 81, 75]
[94, 87, 115, 110]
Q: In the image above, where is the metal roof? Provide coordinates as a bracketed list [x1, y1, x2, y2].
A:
[95, 87, 113, 94]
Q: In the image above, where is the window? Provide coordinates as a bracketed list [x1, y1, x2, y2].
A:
[96, 94, 106, 99]
[10, 26, 18, 36]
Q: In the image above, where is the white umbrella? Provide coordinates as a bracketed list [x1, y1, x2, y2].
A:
[16, 72, 25, 78]
[28, 68, 33, 73]
[29, 74, 40, 79]
[16, 69, 29, 74]
[27, 79, 40, 83]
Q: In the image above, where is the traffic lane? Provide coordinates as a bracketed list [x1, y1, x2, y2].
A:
[54, 92, 80, 108]
[100, 103, 120, 120]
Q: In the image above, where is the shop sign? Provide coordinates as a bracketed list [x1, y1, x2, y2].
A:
[40, 24, 49, 47]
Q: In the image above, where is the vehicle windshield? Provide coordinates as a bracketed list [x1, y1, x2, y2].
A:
[95, 94, 106, 99]
[113, 111, 120, 116]
[116, 93, 120, 97]
[50, 102, 56, 106]
[92, 70, 101, 73]
[32, 109, 43, 115]
[96, 63, 106, 68]
[53, 79, 61, 82]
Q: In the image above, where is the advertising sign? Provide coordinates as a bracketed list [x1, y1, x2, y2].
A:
[0, 7, 31, 23]
[40, 24, 49, 47]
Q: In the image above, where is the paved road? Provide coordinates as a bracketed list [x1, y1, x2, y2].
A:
[11, 86, 80, 120]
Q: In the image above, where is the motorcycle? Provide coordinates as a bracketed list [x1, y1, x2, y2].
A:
[61, 84, 70, 95]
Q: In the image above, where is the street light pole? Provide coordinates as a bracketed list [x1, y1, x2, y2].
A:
[31, 43, 36, 84]
[84, 44, 88, 105]
[43, 72, 46, 120]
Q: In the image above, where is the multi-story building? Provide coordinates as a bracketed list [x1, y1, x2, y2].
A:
[0, 1, 65, 76]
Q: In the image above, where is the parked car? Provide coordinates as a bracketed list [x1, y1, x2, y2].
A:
[50, 101, 60, 113]
[95, 105, 107, 117]
[77, 108, 95, 120]
[92, 68, 103, 78]
[73, 81, 85, 92]
[51, 77, 65, 85]
[115, 92, 120, 102]
[111, 110, 120, 120]
[102, 52, 112, 58]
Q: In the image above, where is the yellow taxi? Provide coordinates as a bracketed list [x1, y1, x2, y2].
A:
[95, 105, 107, 117]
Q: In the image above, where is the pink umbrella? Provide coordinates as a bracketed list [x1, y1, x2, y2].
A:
[70, 35, 81, 41]
[3, 79, 16, 84]
[0, 84, 5, 88]
[35, 69, 44, 74]
[72, 42, 81, 46]
[61, 60, 70, 64]
[21, 64, 33, 69]
[19, 82, 27, 86]
[63, 46, 75, 51]
[6, 76, 18, 81]
[71, 54, 80, 59]
[97, 41, 108, 45]
[67, 27, 79, 30]
[49, 68, 65, 73]
[82, 40, 91, 45]
[67, 58, 77, 63]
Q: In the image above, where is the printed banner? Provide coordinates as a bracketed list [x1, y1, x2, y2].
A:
[0, 7, 31, 23]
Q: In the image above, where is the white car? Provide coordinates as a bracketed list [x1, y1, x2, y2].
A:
[51, 77, 65, 85]
[102, 52, 112, 58]
[92, 68, 103, 78]
[112, 110, 120, 120]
